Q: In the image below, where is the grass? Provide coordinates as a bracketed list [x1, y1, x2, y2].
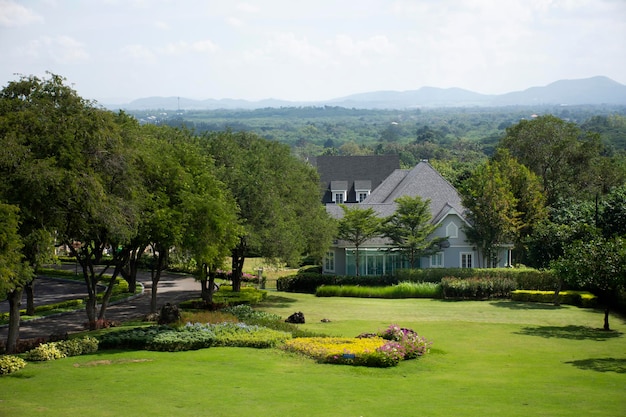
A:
[2, 294, 625, 416]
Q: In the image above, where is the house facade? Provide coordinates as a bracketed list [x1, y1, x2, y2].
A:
[319, 159, 511, 276]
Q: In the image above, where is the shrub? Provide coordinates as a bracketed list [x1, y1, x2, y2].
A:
[315, 282, 441, 299]
[441, 276, 516, 299]
[148, 326, 216, 352]
[0, 355, 27, 375]
[179, 286, 267, 309]
[98, 326, 173, 350]
[55, 337, 99, 356]
[377, 324, 431, 359]
[206, 322, 292, 348]
[25, 343, 66, 361]
[511, 290, 597, 307]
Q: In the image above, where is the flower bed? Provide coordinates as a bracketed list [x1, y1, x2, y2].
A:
[282, 324, 431, 368]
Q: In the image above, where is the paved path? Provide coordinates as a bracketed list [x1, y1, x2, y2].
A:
[0, 270, 201, 341]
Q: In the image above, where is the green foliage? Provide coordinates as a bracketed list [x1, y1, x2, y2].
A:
[461, 159, 521, 267]
[223, 304, 323, 338]
[381, 195, 445, 268]
[441, 276, 517, 299]
[315, 282, 441, 299]
[552, 236, 626, 302]
[277, 272, 398, 293]
[0, 355, 27, 375]
[23, 337, 99, 361]
[511, 290, 597, 307]
[337, 205, 381, 275]
[98, 322, 290, 351]
[24, 343, 66, 361]
[179, 286, 268, 309]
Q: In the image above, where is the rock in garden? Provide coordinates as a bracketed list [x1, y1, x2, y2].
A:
[158, 303, 181, 324]
[285, 311, 305, 324]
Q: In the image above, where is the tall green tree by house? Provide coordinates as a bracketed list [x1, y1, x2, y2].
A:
[203, 130, 334, 290]
[381, 195, 445, 268]
[461, 160, 520, 267]
[0, 204, 33, 353]
[337, 205, 381, 276]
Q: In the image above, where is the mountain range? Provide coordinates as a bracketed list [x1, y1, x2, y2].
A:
[110, 76, 626, 111]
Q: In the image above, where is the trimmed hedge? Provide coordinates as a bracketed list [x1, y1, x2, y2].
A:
[24, 337, 99, 361]
[511, 290, 598, 308]
[278, 268, 557, 294]
[441, 276, 517, 300]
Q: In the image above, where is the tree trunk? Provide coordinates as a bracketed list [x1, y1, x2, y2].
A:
[200, 264, 215, 304]
[25, 279, 35, 316]
[553, 277, 562, 306]
[603, 308, 610, 331]
[355, 246, 360, 276]
[150, 252, 165, 314]
[5, 288, 23, 354]
[231, 243, 245, 292]
[97, 268, 120, 321]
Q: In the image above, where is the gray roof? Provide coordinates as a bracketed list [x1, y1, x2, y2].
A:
[328, 161, 467, 225]
[311, 155, 400, 204]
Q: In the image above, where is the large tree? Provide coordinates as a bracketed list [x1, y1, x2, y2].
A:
[499, 115, 604, 205]
[381, 195, 445, 268]
[0, 204, 33, 353]
[0, 73, 141, 329]
[461, 160, 520, 268]
[202, 130, 334, 291]
[337, 205, 381, 276]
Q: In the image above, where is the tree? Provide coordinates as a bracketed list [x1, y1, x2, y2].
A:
[461, 160, 520, 268]
[381, 195, 445, 268]
[337, 205, 381, 276]
[553, 237, 626, 330]
[499, 115, 603, 205]
[203, 130, 334, 291]
[0, 203, 33, 353]
[0, 73, 142, 329]
[598, 184, 626, 238]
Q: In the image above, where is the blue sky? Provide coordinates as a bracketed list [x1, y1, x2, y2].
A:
[1, 0, 625, 104]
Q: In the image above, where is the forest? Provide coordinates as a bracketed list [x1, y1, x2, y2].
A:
[131, 104, 626, 185]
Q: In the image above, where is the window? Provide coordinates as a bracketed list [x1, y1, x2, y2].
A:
[446, 221, 458, 239]
[461, 253, 473, 268]
[431, 252, 444, 268]
[334, 193, 344, 204]
[358, 192, 369, 202]
[324, 251, 335, 272]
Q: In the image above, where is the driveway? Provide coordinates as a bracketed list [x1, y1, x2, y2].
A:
[0, 271, 201, 341]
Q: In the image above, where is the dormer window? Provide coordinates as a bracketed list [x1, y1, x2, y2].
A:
[330, 181, 348, 204]
[354, 180, 372, 203]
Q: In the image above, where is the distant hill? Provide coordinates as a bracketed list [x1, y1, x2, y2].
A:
[108, 76, 626, 110]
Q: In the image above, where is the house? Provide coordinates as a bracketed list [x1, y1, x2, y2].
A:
[309, 155, 400, 204]
[319, 158, 512, 276]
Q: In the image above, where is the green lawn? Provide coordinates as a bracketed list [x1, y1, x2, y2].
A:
[2, 294, 625, 417]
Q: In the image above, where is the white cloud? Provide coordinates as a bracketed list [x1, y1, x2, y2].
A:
[0, 0, 43, 27]
[24, 35, 89, 64]
[121, 44, 157, 63]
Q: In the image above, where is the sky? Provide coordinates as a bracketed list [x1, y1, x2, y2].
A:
[1, 0, 625, 104]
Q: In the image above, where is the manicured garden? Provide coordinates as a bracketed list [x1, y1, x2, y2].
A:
[1, 292, 625, 416]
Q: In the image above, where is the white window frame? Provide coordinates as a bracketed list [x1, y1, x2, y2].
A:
[355, 189, 370, 202]
[324, 251, 335, 272]
[446, 221, 458, 239]
[460, 252, 473, 268]
[332, 191, 346, 204]
[430, 252, 444, 268]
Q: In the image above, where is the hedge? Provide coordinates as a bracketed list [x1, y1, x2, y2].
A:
[277, 267, 557, 294]
[511, 290, 598, 308]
